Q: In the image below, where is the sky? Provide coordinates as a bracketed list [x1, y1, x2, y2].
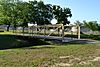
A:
[23, 0, 100, 23]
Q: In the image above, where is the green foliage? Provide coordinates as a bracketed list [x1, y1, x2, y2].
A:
[74, 20, 83, 26]
[16, 2, 29, 27]
[83, 20, 99, 31]
[27, 1, 53, 25]
[0, 0, 72, 28]
[53, 5, 72, 25]
[0, 0, 21, 31]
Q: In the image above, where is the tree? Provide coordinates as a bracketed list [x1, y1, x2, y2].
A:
[14, 1, 30, 33]
[0, 10, 4, 25]
[17, 2, 29, 27]
[28, 1, 53, 25]
[74, 20, 83, 26]
[83, 20, 99, 31]
[0, 0, 72, 32]
[53, 5, 72, 25]
[98, 24, 100, 31]
[0, 0, 20, 31]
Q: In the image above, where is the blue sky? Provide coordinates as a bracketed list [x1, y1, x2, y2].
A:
[24, 0, 100, 23]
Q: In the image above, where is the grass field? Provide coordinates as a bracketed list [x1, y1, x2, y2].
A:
[0, 31, 13, 35]
[0, 44, 100, 67]
[0, 34, 100, 67]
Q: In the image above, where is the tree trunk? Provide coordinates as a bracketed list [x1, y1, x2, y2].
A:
[6, 24, 10, 31]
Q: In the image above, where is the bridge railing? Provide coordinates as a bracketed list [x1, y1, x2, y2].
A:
[14, 24, 80, 42]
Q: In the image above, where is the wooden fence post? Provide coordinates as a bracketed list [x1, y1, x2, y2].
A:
[62, 24, 64, 42]
[78, 26, 80, 39]
[43, 25, 47, 37]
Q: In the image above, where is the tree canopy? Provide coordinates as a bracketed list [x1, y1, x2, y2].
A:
[83, 20, 99, 31]
[53, 5, 72, 25]
[0, 0, 72, 31]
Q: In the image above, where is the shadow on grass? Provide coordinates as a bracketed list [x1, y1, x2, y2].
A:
[62, 39, 99, 45]
[0, 34, 99, 50]
[0, 35, 51, 50]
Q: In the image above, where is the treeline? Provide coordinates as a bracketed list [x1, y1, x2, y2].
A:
[74, 20, 100, 31]
[0, 0, 72, 31]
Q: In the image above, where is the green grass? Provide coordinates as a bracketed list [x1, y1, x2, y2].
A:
[0, 31, 13, 35]
[0, 34, 100, 67]
[0, 45, 100, 67]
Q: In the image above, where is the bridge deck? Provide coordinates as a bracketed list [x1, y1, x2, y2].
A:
[14, 34, 79, 42]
